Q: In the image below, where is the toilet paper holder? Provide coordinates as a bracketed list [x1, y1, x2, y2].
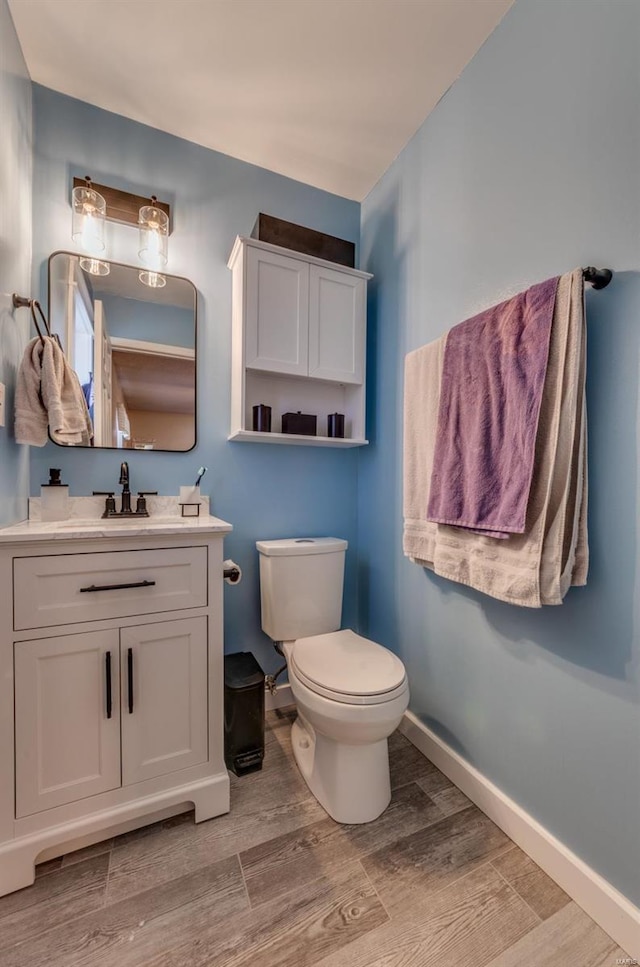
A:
[223, 562, 241, 584]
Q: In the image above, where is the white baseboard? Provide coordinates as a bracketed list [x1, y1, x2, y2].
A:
[265, 683, 293, 711]
[400, 710, 640, 960]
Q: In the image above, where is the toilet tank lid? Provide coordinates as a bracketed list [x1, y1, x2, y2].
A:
[256, 537, 348, 557]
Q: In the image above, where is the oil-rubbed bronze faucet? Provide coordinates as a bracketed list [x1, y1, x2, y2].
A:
[93, 461, 157, 518]
[119, 462, 131, 514]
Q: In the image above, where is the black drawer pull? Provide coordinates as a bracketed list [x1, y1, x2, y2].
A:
[105, 651, 112, 719]
[80, 580, 156, 593]
[127, 647, 134, 714]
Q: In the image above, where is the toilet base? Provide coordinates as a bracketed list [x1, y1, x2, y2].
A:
[291, 715, 391, 824]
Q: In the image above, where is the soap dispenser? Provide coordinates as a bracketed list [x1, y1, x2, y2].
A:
[41, 468, 69, 522]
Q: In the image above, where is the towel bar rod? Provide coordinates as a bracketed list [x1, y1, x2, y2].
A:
[582, 267, 612, 289]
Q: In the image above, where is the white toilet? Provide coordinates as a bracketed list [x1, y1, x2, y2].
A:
[257, 537, 409, 824]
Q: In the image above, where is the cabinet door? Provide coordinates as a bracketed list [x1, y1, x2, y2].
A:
[245, 246, 309, 375]
[15, 630, 121, 817]
[120, 617, 208, 785]
[308, 265, 365, 384]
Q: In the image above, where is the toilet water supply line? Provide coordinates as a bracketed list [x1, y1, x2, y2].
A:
[220, 561, 284, 695]
[265, 642, 287, 695]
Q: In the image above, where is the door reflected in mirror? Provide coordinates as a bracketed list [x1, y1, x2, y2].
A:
[48, 252, 197, 451]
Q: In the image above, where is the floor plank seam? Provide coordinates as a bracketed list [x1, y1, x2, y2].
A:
[390, 776, 437, 795]
[489, 860, 544, 926]
[416, 854, 521, 911]
[103, 845, 114, 899]
[236, 852, 254, 910]
[0, 858, 247, 964]
[235, 789, 452, 914]
[33, 863, 61, 880]
[358, 859, 393, 925]
[237, 858, 317, 913]
[0, 887, 109, 954]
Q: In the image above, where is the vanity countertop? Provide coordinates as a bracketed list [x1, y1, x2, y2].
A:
[0, 514, 233, 544]
[0, 496, 232, 543]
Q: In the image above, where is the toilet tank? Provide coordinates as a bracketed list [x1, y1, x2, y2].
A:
[256, 537, 348, 642]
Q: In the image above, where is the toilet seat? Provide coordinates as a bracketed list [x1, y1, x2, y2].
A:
[290, 629, 408, 706]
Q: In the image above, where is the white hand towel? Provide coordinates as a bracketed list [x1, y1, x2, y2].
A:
[14, 336, 93, 447]
[41, 337, 93, 446]
[14, 337, 49, 446]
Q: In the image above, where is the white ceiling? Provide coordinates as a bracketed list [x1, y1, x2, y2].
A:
[9, 0, 512, 201]
[112, 350, 195, 414]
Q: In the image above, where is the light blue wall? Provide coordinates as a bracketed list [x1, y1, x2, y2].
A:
[0, 0, 31, 526]
[359, 0, 640, 905]
[30, 86, 361, 673]
[97, 296, 194, 350]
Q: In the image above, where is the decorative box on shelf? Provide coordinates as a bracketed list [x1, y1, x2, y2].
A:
[251, 213, 355, 268]
[281, 411, 317, 436]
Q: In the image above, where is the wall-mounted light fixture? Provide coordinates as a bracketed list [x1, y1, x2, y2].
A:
[138, 197, 169, 289]
[71, 177, 109, 276]
[71, 176, 171, 283]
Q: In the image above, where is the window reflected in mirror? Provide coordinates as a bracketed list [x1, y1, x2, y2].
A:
[48, 252, 196, 451]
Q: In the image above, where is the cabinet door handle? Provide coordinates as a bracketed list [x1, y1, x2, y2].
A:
[80, 580, 156, 593]
[127, 647, 134, 714]
[105, 651, 112, 719]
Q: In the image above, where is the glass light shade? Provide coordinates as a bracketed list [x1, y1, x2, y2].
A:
[139, 269, 167, 289]
[72, 186, 106, 255]
[79, 256, 110, 277]
[138, 204, 168, 270]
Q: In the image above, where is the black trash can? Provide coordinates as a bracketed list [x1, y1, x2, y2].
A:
[224, 652, 265, 776]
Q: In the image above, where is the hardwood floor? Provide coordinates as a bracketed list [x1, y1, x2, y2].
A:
[0, 708, 626, 967]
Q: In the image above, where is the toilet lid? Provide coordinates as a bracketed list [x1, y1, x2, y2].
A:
[291, 629, 407, 702]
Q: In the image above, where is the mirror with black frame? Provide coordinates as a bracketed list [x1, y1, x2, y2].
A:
[48, 252, 197, 452]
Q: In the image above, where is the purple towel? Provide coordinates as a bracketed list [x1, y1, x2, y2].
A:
[427, 276, 559, 538]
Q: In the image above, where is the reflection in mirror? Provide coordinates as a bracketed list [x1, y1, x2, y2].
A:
[48, 252, 197, 451]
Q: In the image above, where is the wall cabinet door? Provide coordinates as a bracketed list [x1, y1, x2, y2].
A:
[308, 265, 365, 384]
[15, 630, 121, 817]
[120, 617, 208, 786]
[245, 246, 309, 376]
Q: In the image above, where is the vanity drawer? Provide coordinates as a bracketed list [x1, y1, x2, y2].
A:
[13, 547, 208, 630]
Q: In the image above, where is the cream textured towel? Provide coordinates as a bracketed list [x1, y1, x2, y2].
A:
[403, 269, 588, 607]
[41, 337, 93, 446]
[15, 336, 93, 447]
[14, 337, 49, 446]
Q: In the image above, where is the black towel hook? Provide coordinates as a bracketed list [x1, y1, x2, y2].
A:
[582, 267, 612, 289]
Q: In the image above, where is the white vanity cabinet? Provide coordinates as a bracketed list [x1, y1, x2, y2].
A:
[14, 617, 209, 819]
[0, 518, 232, 896]
[15, 629, 121, 816]
[119, 616, 209, 785]
[229, 236, 372, 446]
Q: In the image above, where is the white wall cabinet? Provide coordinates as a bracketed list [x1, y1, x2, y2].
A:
[245, 245, 310, 376]
[0, 523, 231, 897]
[308, 264, 365, 383]
[229, 236, 372, 446]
